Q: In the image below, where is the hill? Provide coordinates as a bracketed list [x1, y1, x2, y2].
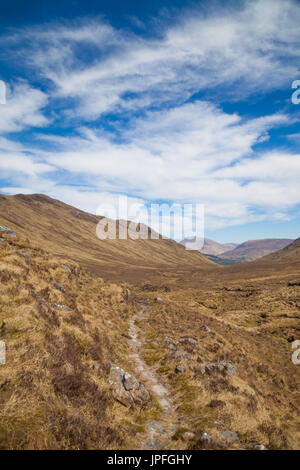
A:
[261, 237, 300, 262]
[180, 236, 237, 255]
[218, 238, 294, 262]
[0, 194, 212, 283]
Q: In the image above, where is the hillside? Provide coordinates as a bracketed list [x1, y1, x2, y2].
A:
[180, 237, 237, 256]
[0, 196, 299, 450]
[261, 237, 300, 262]
[0, 194, 212, 283]
[0, 231, 165, 449]
[218, 238, 294, 262]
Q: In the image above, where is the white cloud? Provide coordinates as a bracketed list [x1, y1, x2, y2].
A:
[4, 0, 300, 120]
[0, 81, 48, 133]
[1, 0, 300, 234]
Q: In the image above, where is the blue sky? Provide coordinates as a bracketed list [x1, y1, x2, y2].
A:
[0, 0, 300, 243]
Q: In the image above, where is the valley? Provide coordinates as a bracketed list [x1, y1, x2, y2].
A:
[0, 194, 299, 450]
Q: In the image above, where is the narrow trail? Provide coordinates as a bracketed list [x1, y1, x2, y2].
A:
[128, 306, 179, 450]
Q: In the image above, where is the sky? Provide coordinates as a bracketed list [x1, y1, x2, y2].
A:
[0, 0, 300, 243]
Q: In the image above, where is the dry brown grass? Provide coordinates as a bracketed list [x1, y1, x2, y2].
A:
[134, 279, 300, 450]
[0, 234, 157, 449]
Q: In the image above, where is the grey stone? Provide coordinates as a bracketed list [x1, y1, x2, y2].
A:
[178, 336, 199, 349]
[51, 281, 65, 293]
[123, 372, 140, 391]
[52, 303, 72, 311]
[109, 365, 150, 407]
[154, 297, 163, 302]
[200, 325, 211, 333]
[61, 264, 72, 273]
[217, 430, 239, 444]
[199, 362, 237, 377]
[200, 432, 224, 447]
[0, 225, 16, 237]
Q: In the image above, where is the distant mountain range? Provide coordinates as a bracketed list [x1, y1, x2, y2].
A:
[180, 236, 294, 262]
[180, 237, 238, 255]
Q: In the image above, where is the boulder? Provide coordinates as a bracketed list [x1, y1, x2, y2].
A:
[111, 382, 134, 407]
[217, 430, 239, 444]
[109, 365, 150, 407]
[123, 372, 140, 391]
[154, 297, 163, 303]
[198, 362, 237, 377]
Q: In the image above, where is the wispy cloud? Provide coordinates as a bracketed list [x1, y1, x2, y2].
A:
[0, 0, 300, 232]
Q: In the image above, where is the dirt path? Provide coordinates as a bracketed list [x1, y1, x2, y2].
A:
[128, 306, 179, 450]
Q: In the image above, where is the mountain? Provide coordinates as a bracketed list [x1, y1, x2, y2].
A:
[0, 194, 212, 282]
[259, 237, 300, 262]
[218, 238, 294, 262]
[180, 236, 238, 255]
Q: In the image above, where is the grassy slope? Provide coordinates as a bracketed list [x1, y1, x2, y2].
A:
[0, 194, 212, 283]
[0, 233, 163, 449]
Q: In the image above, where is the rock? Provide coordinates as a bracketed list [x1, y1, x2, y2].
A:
[200, 325, 211, 333]
[50, 281, 65, 293]
[199, 432, 224, 448]
[123, 372, 140, 391]
[175, 365, 185, 374]
[0, 237, 5, 243]
[178, 336, 199, 349]
[164, 336, 178, 350]
[154, 297, 163, 302]
[131, 383, 150, 404]
[109, 365, 125, 384]
[61, 264, 72, 274]
[52, 303, 72, 311]
[252, 444, 267, 450]
[109, 365, 150, 407]
[199, 362, 237, 377]
[111, 382, 134, 407]
[182, 432, 195, 442]
[147, 421, 164, 433]
[0, 225, 16, 237]
[217, 430, 239, 444]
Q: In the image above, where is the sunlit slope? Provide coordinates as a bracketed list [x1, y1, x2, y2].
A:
[0, 194, 212, 281]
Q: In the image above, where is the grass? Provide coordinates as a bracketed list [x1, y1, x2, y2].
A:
[0, 235, 157, 449]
